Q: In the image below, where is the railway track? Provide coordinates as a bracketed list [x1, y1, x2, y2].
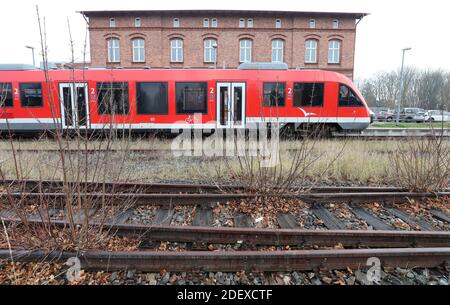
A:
[1, 178, 431, 194]
[2, 182, 450, 273]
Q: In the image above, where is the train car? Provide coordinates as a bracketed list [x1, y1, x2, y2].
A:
[0, 64, 370, 134]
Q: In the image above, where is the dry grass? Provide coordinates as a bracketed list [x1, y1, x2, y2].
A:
[2, 138, 448, 186]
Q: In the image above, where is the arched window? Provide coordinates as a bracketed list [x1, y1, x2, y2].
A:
[305, 39, 318, 63]
[309, 19, 316, 29]
[328, 40, 341, 64]
[170, 39, 183, 62]
[271, 39, 284, 63]
[107, 38, 120, 63]
[204, 39, 217, 63]
[132, 38, 145, 62]
[239, 39, 252, 63]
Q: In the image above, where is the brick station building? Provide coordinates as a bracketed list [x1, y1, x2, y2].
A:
[80, 10, 367, 79]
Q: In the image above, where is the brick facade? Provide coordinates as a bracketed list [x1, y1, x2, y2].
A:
[81, 10, 366, 79]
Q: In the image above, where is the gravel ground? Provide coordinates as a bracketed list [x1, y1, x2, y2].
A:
[128, 206, 158, 225]
[2, 261, 448, 285]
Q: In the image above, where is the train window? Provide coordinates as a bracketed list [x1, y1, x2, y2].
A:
[176, 82, 207, 114]
[293, 82, 324, 107]
[338, 84, 364, 107]
[97, 82, 129, 115]
[136, 82, 168, 115]
[0, 82, 13, 107]
[20, 83, 43, 107]
[263, 82, 285, 107]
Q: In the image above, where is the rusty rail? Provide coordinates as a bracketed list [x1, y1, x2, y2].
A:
[2, 248, 450, 272]
[1, 178, 432, 194]
[1, 191, 448, 206]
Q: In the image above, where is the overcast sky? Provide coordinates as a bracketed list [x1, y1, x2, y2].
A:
[0, 0, 448, 79]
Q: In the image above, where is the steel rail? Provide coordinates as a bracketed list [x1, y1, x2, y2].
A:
[2, 248, 450, 272]
[1, 178, 430, 193]
[1, 191, 449, 206]
[4, 217, 449, 248]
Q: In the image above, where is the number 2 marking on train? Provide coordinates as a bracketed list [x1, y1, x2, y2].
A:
[210, 88, 214, 94]
[90, 88, 95, 94]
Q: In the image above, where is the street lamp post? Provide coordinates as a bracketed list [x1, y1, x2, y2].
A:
[25, 46, 36, 67]
[395, 47, 412, 126]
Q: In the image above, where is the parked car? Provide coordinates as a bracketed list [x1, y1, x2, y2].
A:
[376, 110, 395, 121]
[399, 108, 426, 122]
[425, 110, 450, 122]
[369, 109, 376, 123]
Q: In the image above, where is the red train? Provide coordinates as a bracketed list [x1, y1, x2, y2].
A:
[0, 64, 370, 134]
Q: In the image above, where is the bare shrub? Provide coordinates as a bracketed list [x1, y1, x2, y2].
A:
[393, 136, 450, 192]
[0, 7, 141, 252]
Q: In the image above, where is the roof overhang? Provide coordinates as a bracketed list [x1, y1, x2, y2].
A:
[79, 9, 368, 19]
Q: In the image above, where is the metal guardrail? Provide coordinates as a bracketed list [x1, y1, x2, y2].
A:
[335, 128, 450, 137]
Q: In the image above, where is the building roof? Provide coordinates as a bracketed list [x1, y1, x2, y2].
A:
[79, 9, 368, 19]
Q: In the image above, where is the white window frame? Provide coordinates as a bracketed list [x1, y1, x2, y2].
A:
[333, 19, 339, 29]
[239, 39, 252, 63]
[203, 18, 209, 28]
[275, 19, 282, 28]
[239, 18, 245, 28]
[247, 18, 253, 28]
[305, 39, 317, 63]
[135, 18, 141, 27]
[173, 18, 180, 27]
[170, 39, 183, 62]
[109, 18, 116, 28]
[271, 39, 284, 63]
[204, 39, 217, 63]
[107, 38, 120, 63]
[132, 38, 145, 62]
[309, 19, 316, 29]
[328, 40, 341, 64]
[211, 18, 218, 28]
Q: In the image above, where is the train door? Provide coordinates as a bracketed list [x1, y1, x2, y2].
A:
[216, 82, 246, 128]
[59, 83, 89, 129]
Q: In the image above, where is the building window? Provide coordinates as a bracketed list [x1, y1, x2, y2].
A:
[239, 18, 245, 28]
[305, 39, 318, 63]
[275, 19, 282, 28]
[328, 40, 341, 64]
[132, 38, 145, 62]
[204, 39, 217, 63]
[0, 83, 13, 107]
[135, 18, 141, 27]
[97, 82, 129, 115]
[247, 19, 253, 28]
[136, 82, 168, 114]
[293, 82, 324, 107]
[333, 19, 339, 29]
[211, 18, 218, 27]
[263, 82, 285, 107]
[170, 39, 183, 62]
[107, 38, 120, 63]
[20, 83, 43, 107]
[203, 18, 209, 27]
[309, 19, 316, 28]
[271, 39, 284, 63]
[176, 82, 208, 114]
[109, 18, 116, 28]
[239, 39, 252, 63]
[173, 18, 180, 27]
[338, 84, 364, 107]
